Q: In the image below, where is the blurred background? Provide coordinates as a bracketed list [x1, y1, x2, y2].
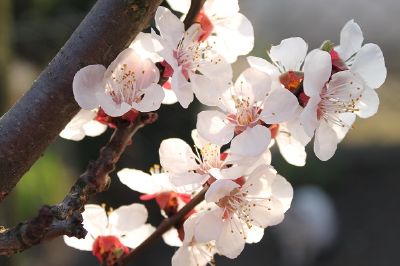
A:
[0, 0, 399, 265]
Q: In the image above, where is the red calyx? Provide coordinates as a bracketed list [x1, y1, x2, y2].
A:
[92, 236, 129, 265]
[279, 71, 304, 91]
[268, 124, 280, 139]
[330, 49, 348, 73]
[195, 9, 214, 42]
[95, 108, 140, 128]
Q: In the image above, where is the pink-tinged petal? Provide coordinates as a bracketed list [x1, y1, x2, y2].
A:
[73, 65, 105, 110]
[205, 179, 239, 202]
[166, 0, 190, 14]
[271, 174, 294, 212]
[191, 129, 209, 149]
[163, 228, 182, 247]
[195, 209, 225, 243]
[129, 32, 163, 63]
[300, 96, 320, 138]
[117, 168, 169, 194]
[276, 131, 307, 167]
[270, 37, 308, 72]
[285, 112, 312, 146]
[303, 49, 332, 97]
[63, 235, 94, 251]
[331, 112, 355, 142]
[211, 13, 254, 62]
[155, 7, 185, 49]
[108, 204, 148, 234]
[356, 87, 379, 118]
[216, 217, 245, 259]
[82, 204, 108, 238]
[96, 92, 132, 117]
[351, 43, 387, 88]
[131, 83, 164, 112]
[121, 224, 155, 249]
[190, 74, 228, 107]
[314, 121, 338, 161]
[197, 110, 235, 145]
[249, 198, 285, 227]
[260, 88, 298, 124]
[336, 19, 363, 61]
[230, 125, 271, 157]
[245, 164, 276, 196]
[234, 67, 272, 103]
[159, 138, 199, 173]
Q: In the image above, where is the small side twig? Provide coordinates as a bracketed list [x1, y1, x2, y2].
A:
[183, 0, 206, 30]
[0, 112, 158, 256]
[121, 186, 208, 264]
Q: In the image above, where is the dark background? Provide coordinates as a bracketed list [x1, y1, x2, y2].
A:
[0, 0, 399, 265]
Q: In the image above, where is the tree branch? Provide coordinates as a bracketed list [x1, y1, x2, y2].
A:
[121, 186, 208, 264]
[0, 0, 163, 202]
[0, 113, 158, 256]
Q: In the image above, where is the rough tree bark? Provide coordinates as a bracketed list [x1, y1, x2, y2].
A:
[0, 0, 163, 202]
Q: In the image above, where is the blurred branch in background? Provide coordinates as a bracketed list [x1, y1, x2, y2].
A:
[0, 0, 12, 113]
[0, 0, 163, 203]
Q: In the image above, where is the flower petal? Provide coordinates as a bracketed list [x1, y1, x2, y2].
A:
[300, 96, 320, 138]
[155, 7, 185, 49]
[163, 228, 182, 247]
[234, 67, 272, 103]
[230, 125, 271, 157]
[356, 87, 379, 118]
[314, 121, 338, 161]
[216, 217, 246, 259]
[276, 130, 307, 167]
[63, 235, 94, 251]
[121, 224, 155, 249]
[73, 65, 105, 110]
[205, 179, 239, 203]
[303, 49, 332, 97]
[109, 204, 149, 235]
[131, 83, 164, 112]
[117, 168, 171, 194]
[351, 43, 386, 88]
[159, 138, 199, 173]
[82, 204, 108, 238]
[270, 37, 308, 72]
[336, 19, 363, 61]
[196, 110, 235, 145]
[195, 209, 225, 243]
[259, 88, 298, 124]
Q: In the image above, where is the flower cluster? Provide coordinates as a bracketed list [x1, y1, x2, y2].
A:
[62, 1, 386, 265]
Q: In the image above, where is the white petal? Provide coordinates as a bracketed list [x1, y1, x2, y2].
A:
[260, 88, 298, 124]
[314, 121, 338, 161]
[166, 0, 190, 13]
[163, 228, 182, 247]
[197, 54, 233, 82]
[82, 120, 107, 137]
[108, 204, 148, 234]
[336, 19, 363, 61]
[172, 246, 194, 266]
[159, 138, 199, 173]
[155, 6, 185, 49]
[117, 168, 171, 194]
[170, 172, 208, 188]
[271, 174, 294, 212]
[246, 56, 280, 78]
[230, 125, 271, 157]
[131, 83, 164, 112]
[357, 87, 379, 118]
[129, 32, 163, 62]
[82, 204, 108, 238]
[270, 37, 308, 72]
[245, 226, 264, 244]
[63, 235, 94, 251]
[205, 179, 239, 203]
[120, 224, 155, 249]
[234, 67, 272, 103]
[351, 43, 386, 88]
[204, 0, 239, 17]
[216, 217, 245, 259]
[60, 109, 98, 141]
[250, 198, 285, 227]
[196, 110, 235, 145]
[276, 130, 307, 167]
[195, 209, 225, 243]
[191, 129, 209, 149]
[162, 87, 178, 105]
[73, 65, 105, 110]
[171, 72, 194, 108]
[303, 49, 332, 97]
[300, 96, 320, 137]
[190, 74, 227, 107]
[331, 112, 355, 142]
[96, 92, 132, 117]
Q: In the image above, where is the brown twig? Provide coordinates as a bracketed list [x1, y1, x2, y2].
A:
[0, 113, 158, 256]
[183, 0, 206, 30]
[0, 0, 163, 202]
[121, 186, 208, 264]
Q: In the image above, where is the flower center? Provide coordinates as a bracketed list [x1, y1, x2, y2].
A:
[92, 235, 129, 264]
[106, 64, 147, 105]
